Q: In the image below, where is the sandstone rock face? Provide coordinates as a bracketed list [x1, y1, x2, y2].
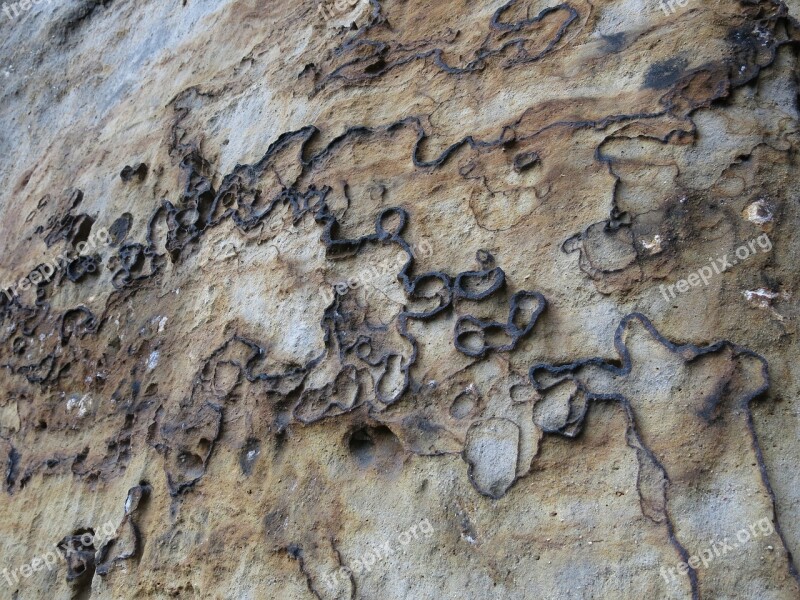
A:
[1, 0, 800, 598]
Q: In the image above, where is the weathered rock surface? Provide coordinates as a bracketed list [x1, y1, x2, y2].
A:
[1, 0, 800, 598]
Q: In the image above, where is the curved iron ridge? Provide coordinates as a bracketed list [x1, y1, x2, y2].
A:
[454, 290, 547, 359]
[528, 311, 799, 591]
[320, 0, 581, 86]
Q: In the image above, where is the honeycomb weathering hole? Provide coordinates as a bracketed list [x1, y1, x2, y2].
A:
[347, 425, 403, 473]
